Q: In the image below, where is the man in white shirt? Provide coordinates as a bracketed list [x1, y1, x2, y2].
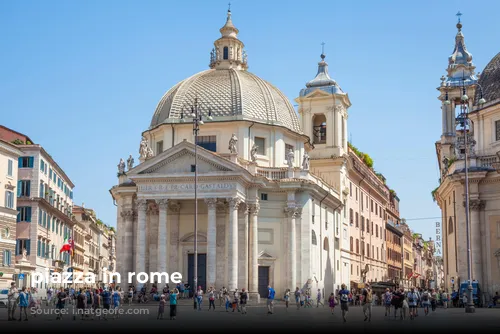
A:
[7, 282, 18, 321]
[407, 287, 418, 320]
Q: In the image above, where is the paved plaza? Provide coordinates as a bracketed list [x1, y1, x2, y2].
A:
[1, 301, 499, 332]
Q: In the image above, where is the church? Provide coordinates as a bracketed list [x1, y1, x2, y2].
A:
[433, 17, 500, 304]
[110, 9, 352, 299]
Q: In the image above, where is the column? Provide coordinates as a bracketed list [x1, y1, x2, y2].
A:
[205, 198, 217, 289]
[135, 199, 148, 285]
[216, 203, 227, 287]
[169, 202, 181, 272]
[470, 200, 485, 284]
[248, 203, 260, 294]
[285, 205, 297, 290]
[156, 199, 169, 274]
[238, 204, 249, 289]
[120, 209, 135, 278]
[227, 197, 241, 291]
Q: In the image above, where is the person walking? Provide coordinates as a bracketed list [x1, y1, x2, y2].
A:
[56, 288, 68, 320]
[232, 289, 240, 312]
[127, 286, 134, 306]
[18, 287, 29, 321]
[101, 288, 111, 320]
[294, 287, 301, 310]
[362, 285, 373, 322]
[157, 294, 166, 320]
[284, 289, 290, 311]
[339, 284, 350, 323]
[240, 288, 248, 315]
[267, 285, 275, 314]
[316, 289, 324, 307]
[76, 288, 86, 320]
[430, 289, 437, 312]
[441, 290, 448, 309]
[328, 293, 336, 314]
[421, 289, 430, 315]
[208, 287, 216, 311]
[7, 282, 17, 321]
[195, 286, 203, 311]
[112, 288, 121, 319]
[169, 288, 178, 320]
[224, 292, 231, 312]
[407, 287, 418, 320]
[384, 288, 392, 316]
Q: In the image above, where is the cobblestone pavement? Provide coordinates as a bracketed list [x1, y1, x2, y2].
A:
[1, 301, 499, 332]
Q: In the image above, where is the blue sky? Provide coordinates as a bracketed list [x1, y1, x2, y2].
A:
[2, 0, 499, 245]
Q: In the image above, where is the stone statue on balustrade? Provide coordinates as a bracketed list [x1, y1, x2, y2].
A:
[127, 154, 135, 171]
[302, 152, 310, 171]
[139, 136, 154, 160]
[250, 144, 258, 163]
[117, 158, 126, 175]
[228, 133, 238, 154]
[286, 149, 295, 168]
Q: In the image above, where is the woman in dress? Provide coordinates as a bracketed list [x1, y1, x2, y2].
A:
[284, 289, 290, 311]
[328, 292, 336, 314]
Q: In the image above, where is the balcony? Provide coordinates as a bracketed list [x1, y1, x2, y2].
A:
[256, 167, 287, 180]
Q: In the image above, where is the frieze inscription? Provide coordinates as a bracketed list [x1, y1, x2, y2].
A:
[138, 183, 236, 192]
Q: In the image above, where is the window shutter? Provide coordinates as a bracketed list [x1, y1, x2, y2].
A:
[37, 240, 41, 257]
[26, 240, 31, 255]
[28, 156, 34, 168]
[25, 180, 31, 197]
[18, 157, 23, 167]
[17, 180, 22, 197]
[16, 240, 19, 256]
[27, 206, 32, 222]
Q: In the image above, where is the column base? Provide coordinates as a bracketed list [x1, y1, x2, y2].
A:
[465, 305, 476, 313]
[248, 292, 261, 304]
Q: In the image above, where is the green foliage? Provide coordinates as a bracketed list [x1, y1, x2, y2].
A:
[96, 219, 104, 226]
[348, 142, 374, 169]
[447, 157, 457, 167]
[26, 140, 32, 145]
[375, 172, 386, 184]
[431, 186, 439, 202]
[11, 139, 24, 145]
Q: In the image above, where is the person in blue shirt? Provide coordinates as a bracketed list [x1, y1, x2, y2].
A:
[267, 285, 275, 314]
[169, 288, 178, 320]
[18, 287, 29, 321]
[338, 284, 350, 323]
[112, 288, 121, 319]
[101, 288, 111, 320]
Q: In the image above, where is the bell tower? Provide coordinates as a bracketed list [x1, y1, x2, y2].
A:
[295, 47, 351, 192]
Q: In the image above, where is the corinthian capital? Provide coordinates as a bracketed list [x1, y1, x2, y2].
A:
[468, 199, 485, 211]
[284, 206, 302, 218]
[136, 199, 148, 210]
[204, 198, 218, 210]
[248, 203, 260, 216]
[120, 209, 135, 219]
[156, 199, 169, 210]
[168, 202, 181, 214]
[227, 197, 242, 209]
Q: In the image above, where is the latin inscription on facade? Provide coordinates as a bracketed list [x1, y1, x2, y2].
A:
[138, 183, 236, 192]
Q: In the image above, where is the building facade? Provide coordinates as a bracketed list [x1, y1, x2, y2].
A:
[111, 10, 344, 299]
[0, 126, 75, 290]
[433, 19, 500, 302]
[386, 219, 403, 285]
[0, 139, 22, 288]
[399, 222, 414, 288]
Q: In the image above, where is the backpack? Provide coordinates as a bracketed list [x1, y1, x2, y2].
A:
[408, 293, 415, 303]
[366, 291, 372, 303]
[422, 293, 429, 302]
[86, 291, 92, 304]
[340, 292, 348, 302]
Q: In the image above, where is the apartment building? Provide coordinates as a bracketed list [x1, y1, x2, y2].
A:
[347, 148, 389, 286]
[399, 222, 414, 289]
[0, 126, 75, 289]
[0, 139, 22, 288]
[385, 191, 403, 285]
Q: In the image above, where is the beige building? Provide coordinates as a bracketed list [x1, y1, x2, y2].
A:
[347, 148, 388, 286]
[434, 19, 500, 302]
[0, 139, 22, 288]
[399, 222, 414, 288]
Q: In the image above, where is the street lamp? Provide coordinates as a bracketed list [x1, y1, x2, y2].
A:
[445, 76, 486, 313]
[184, 98, 212, 294]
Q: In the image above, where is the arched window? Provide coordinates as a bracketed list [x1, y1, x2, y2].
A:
[312, 114, 327, 144]
[448, 217, 454, 234]
[223, 46, 229, 60]
[323, 237, 329, 251]
[312, 230, 317, 245]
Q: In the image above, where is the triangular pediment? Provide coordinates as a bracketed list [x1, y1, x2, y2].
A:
[129, 140, 244, 176]
[258, 250, 275, 259]
[304, 89, 332, 99]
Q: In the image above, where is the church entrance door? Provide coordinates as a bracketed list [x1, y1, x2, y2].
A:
[188, 254, 207, 297]
[258, 266, 270, 298]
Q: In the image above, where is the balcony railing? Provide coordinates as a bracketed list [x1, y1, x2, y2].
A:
[256, 167, 287, 180]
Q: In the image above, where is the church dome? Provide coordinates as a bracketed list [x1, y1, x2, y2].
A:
[149, 10, 302, 135]
[150, 68, 302, 134]
[475, 52, 500, 105]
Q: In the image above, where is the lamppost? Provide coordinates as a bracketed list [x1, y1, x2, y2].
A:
[444, 76, 485, 313]
[184, 98, 212, 293]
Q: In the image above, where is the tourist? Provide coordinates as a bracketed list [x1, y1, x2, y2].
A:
[267, 285, 275, 314]
[128, 286, 134, 306]
[76, 288, 86, 320]
[294, 287, 301, 310]
[195, 286, 203, 311]
[362, 284, 372, 322]
[441, 290, 448, 309]
[339, 284, 350, 323]
[316, 289, 324, 307]
[422, 289, 430, 315]
[208, 287, 216, 310]
[240, 288, 248, 314]
[18, 287, 29, 321]
[283, 288, 290, 311]
[384, 288, 392, 316]
[157, 294, 166, 320]
[112, 287, 121, 319]
[328, 293, 336, 314]
[431, 289, 438, 312]
[56, 288, 68, 320]
[7, 282, 18, 321]
[407, 287, 418, 320]
[224, 292, 231, 312]
[169, 288, 178, 320]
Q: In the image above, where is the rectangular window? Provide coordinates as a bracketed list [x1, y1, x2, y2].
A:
[43, 211, 47, 228]
[496, 120, 500, 141]
[361, 216, 365, 231]
[37, 239, 41, 257]
[56, 221, 59, 234]
[197, 135, 216, 152]
[156, 140, 164, 154]
[360, 193, 363, 208]
[285, 143, 294, 155]
[356, 239, 359, 254]
[7, 159, 13, 176]
[350, 182, 352, 197]
[260, 193, 268, 201]
[355, 187, 358, 201]
[16, 239, 30, 255]
[5, 191, 14, 209]
[376, 224, 379, 237]
[355, 212, 359, 227]
[18, 156, 34, 168]
[49, 168, 52, 178]
[367, 220, 370, 233]
[371, 200, 373, 212]
[350, 237, 353, 252]
[18, 180, 31, 197]
[367, 244, 370, 258]
[3, 250, 11, 266]
[17, 206, 32, 222]
[254, 137, 266, 155]
[190, 165, 196, 172]
[40, 159, 44, 172]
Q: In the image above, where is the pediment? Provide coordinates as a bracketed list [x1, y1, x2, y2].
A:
[129, 140, 243, 176]
[304, 89, 331, 99]
[181, 232, 207, 243]
[258, 250, 275, 259]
